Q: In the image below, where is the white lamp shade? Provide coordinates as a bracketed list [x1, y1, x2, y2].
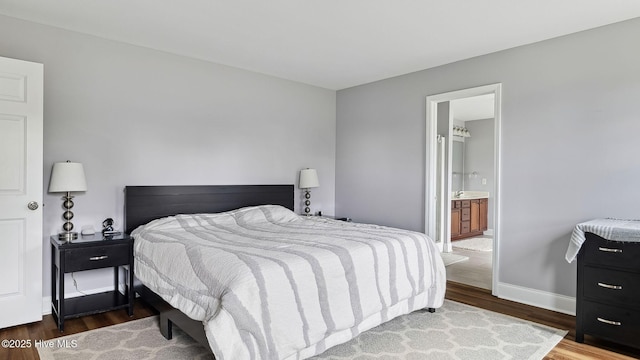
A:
[299, 168, 319, 189]
[48, 162, 87, 192]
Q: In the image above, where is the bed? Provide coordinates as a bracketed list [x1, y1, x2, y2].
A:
[125, 185, 446, 360]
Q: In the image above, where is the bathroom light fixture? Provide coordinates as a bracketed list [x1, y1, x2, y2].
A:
[453, 126, 471, 138]
[49, 161, 87, 241]
[299, 168, 319, 216]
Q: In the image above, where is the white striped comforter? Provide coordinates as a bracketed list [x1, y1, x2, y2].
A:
[132, 205, 446, 360]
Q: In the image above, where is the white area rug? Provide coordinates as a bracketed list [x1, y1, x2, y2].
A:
[453, 237, 493, 252]
[38, 301, 566, 360]
[441, 252, 469, 266]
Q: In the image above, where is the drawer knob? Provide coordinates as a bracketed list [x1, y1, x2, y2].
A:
[597, 317, 622, 326]
[597, 282, 623, 290]
[598, 247, 623, 253]
[89, 255, 109, 261]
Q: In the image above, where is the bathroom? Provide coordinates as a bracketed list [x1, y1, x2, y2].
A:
[442, 94, 496, 290]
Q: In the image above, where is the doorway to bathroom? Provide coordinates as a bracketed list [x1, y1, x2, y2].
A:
[425, 84, 501, 295]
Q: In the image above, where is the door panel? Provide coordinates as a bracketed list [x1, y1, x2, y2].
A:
[470, 200, 480, 232]
[451, 208, 461, 237]
[480, 199, 488, 231]
[0, 70, 26, 102]
[0, 219, 23, 295]
[0, 56, 43, 328]
[0, 114, 26, 193]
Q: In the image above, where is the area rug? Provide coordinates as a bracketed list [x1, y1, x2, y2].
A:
[441, 252, 469, 266]
[38, 300, 566, 360]
[37, 317, 213, 360]
[453, 237, 493, 251]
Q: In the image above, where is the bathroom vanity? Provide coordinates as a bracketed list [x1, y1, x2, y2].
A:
[451, 193, 488, 240]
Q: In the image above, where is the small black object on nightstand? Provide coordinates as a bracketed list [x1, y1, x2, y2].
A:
[102, 217, 121, 236]
[50, 233, 134, 331]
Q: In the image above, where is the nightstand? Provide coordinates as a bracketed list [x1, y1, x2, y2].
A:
[50, 233, 134, 331]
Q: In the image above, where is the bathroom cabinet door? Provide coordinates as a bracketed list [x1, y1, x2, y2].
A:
[470, 200, 480, 233]
[451, 206, 461, 238]
[479, 199, 488, 231]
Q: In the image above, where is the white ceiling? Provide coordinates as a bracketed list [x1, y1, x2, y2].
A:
[1, 1, 639, 90]
[451, 94, 495, 122]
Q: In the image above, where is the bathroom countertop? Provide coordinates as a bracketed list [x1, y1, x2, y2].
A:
[451, 191, 489, 200]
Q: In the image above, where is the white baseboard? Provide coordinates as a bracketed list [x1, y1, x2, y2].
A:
[42, 285, 126, 315]
[483, 229, 494, 236]
[496, 282, 576, 316]
[43, 297, 51, 315]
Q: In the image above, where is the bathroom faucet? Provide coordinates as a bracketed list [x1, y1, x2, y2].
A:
[454, 190, 463, 197]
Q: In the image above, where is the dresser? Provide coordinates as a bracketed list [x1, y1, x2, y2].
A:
[576, 231, 640, 348]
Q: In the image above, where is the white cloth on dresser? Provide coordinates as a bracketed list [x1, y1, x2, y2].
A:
[565, 218, 640, 263]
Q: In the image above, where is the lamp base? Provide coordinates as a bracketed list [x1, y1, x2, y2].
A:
[58, 231, 78, 241]
[303, 189, 312, 216]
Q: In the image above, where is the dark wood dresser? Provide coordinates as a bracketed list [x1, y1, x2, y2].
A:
[576, 232, 640, 348]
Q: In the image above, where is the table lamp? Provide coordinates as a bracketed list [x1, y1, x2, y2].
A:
[49, 161, 87, 241]
[299, 168, 319, 216]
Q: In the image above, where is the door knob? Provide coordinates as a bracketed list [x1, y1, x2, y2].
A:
[27, 201, 39, 210]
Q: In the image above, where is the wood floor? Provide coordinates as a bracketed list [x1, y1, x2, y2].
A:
[1, 282, 639, 360]
[446, 281, 639, 360]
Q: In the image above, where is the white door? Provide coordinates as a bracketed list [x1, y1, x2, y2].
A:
[0, 56, 43, 328]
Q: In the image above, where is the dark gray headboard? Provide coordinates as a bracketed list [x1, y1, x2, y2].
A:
[124, 185, 294, 234]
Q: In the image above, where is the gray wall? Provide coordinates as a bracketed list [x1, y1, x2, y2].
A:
[0, 15, 336, 298]
[336, 18, 640, 297]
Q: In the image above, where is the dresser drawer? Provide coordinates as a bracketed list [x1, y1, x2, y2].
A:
[65, 245, 130, 272]
[583, 266, 640, 306]
[581, 233, 640, 271]
[582, 301, 640, 347]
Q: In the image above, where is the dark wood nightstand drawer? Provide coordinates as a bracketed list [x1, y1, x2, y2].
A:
[65, 245, 130, 272]
[582, 300, 640, 347]
[582, 233, 640, 271]
[583, 266, 640, 306]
